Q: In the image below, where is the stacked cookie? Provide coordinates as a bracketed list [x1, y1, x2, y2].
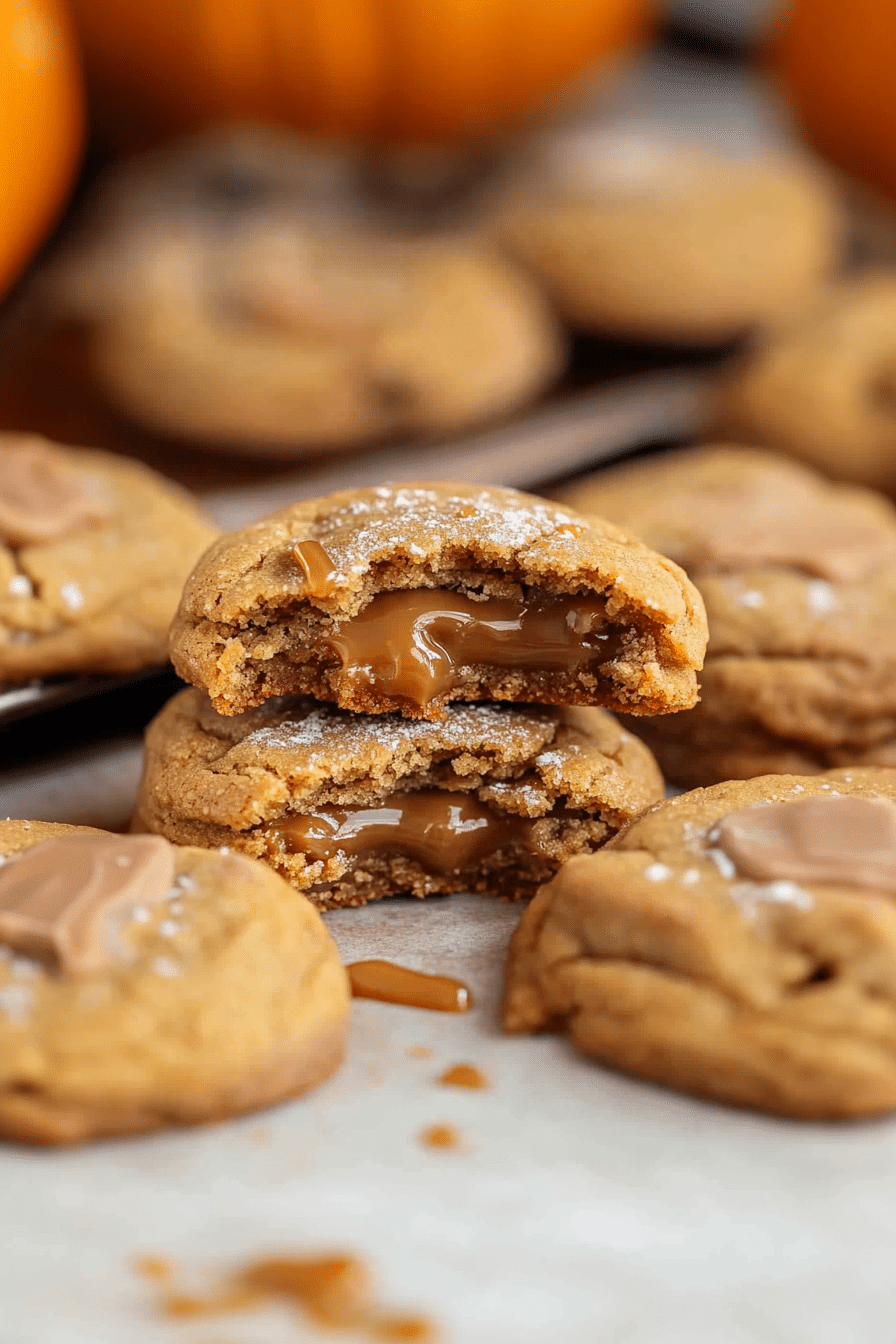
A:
[134, 482, 708, 908]
[0, 447, 351, 1146]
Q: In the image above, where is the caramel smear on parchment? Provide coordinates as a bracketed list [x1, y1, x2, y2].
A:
[138, 1248, 437, 1340]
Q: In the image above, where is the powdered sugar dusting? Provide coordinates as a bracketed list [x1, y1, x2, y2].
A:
[309, 485, 585, 584]
[246, 700, 549, 764]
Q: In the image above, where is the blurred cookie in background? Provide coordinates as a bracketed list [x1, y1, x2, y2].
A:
[36, 127, 566, 457]
[556, 444, 896, 785]
[479, 128, 841, 344]
[0, 432, 216, 683]
[715, 274, 896, 492]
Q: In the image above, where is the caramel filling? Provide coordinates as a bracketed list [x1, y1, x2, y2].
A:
[293, 540, 338, 598]
[267, 791, 539, 872]
[320, 588, 625, 707]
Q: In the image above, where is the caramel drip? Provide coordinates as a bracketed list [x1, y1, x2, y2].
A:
[322, 588, 625, 707]
[348, 960, 472, 1013]
[420, 1123, 461, 1150]
[151, 1252, 436, 1340]
[293, 539, 338, 597]
[439, 1063, 488, 1089]
[133, 1255, 174, 1283]
[241, 1255, 371, 1327]
[162, 1284, 261, 1318]
[267, 790, 529, 873]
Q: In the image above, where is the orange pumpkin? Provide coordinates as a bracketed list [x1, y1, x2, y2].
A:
[67, 0, 652, 148]
[0, 0, 84, 298]
[774, 0, 896, 201]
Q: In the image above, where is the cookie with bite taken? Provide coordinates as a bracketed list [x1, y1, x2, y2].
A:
[132, 688, 663, 908]
[505, 768, 896, 1119]
[168, 482, 707, 722]
[0, 821, 348, 1145]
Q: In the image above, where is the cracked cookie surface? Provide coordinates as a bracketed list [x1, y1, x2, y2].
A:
[504, 768, 896, 1119]
[556, 445, 896, 785]
[169, 482, 707, 721]
[0, 819, 348, 1145]
[133, 687, 663, 908]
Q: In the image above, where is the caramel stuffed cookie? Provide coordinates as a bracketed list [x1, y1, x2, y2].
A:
[169, 482, 707, 722]
[133, 689, 663, 908]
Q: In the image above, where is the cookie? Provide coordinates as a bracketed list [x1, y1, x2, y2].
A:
[43, 127, 564, 454]
[714, 274, 896, 492]
[0, 820, 349, 1145]
[131, 687, 663, 908]
[169, 482, 707, 721]
[555, 445, 896, 785]
[504, 768, 896, 1119]
[0, 433, 217, 683]
[481, 129, 840, 344]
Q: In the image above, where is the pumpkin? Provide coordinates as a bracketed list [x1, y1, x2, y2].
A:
[66, 0, 652, 148]
[0, 0, 84, 298]
[774, 0, 896, 201]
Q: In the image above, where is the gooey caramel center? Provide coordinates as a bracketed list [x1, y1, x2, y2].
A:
[266, 791, 543, 873]
[319, 588, 623, 707]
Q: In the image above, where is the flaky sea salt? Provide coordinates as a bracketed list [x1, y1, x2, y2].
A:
[729, 879, 813, 921]
[0, 984, 34, 1021]
[737, 590, 765, 609]
[151, 957, 180, 977]
[644, 863, 671, 882]
[806, 580, 837, 615]
[60, 581, 84, 611]
[706, 847, 737, 880]
[8, 575, 32, 597]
